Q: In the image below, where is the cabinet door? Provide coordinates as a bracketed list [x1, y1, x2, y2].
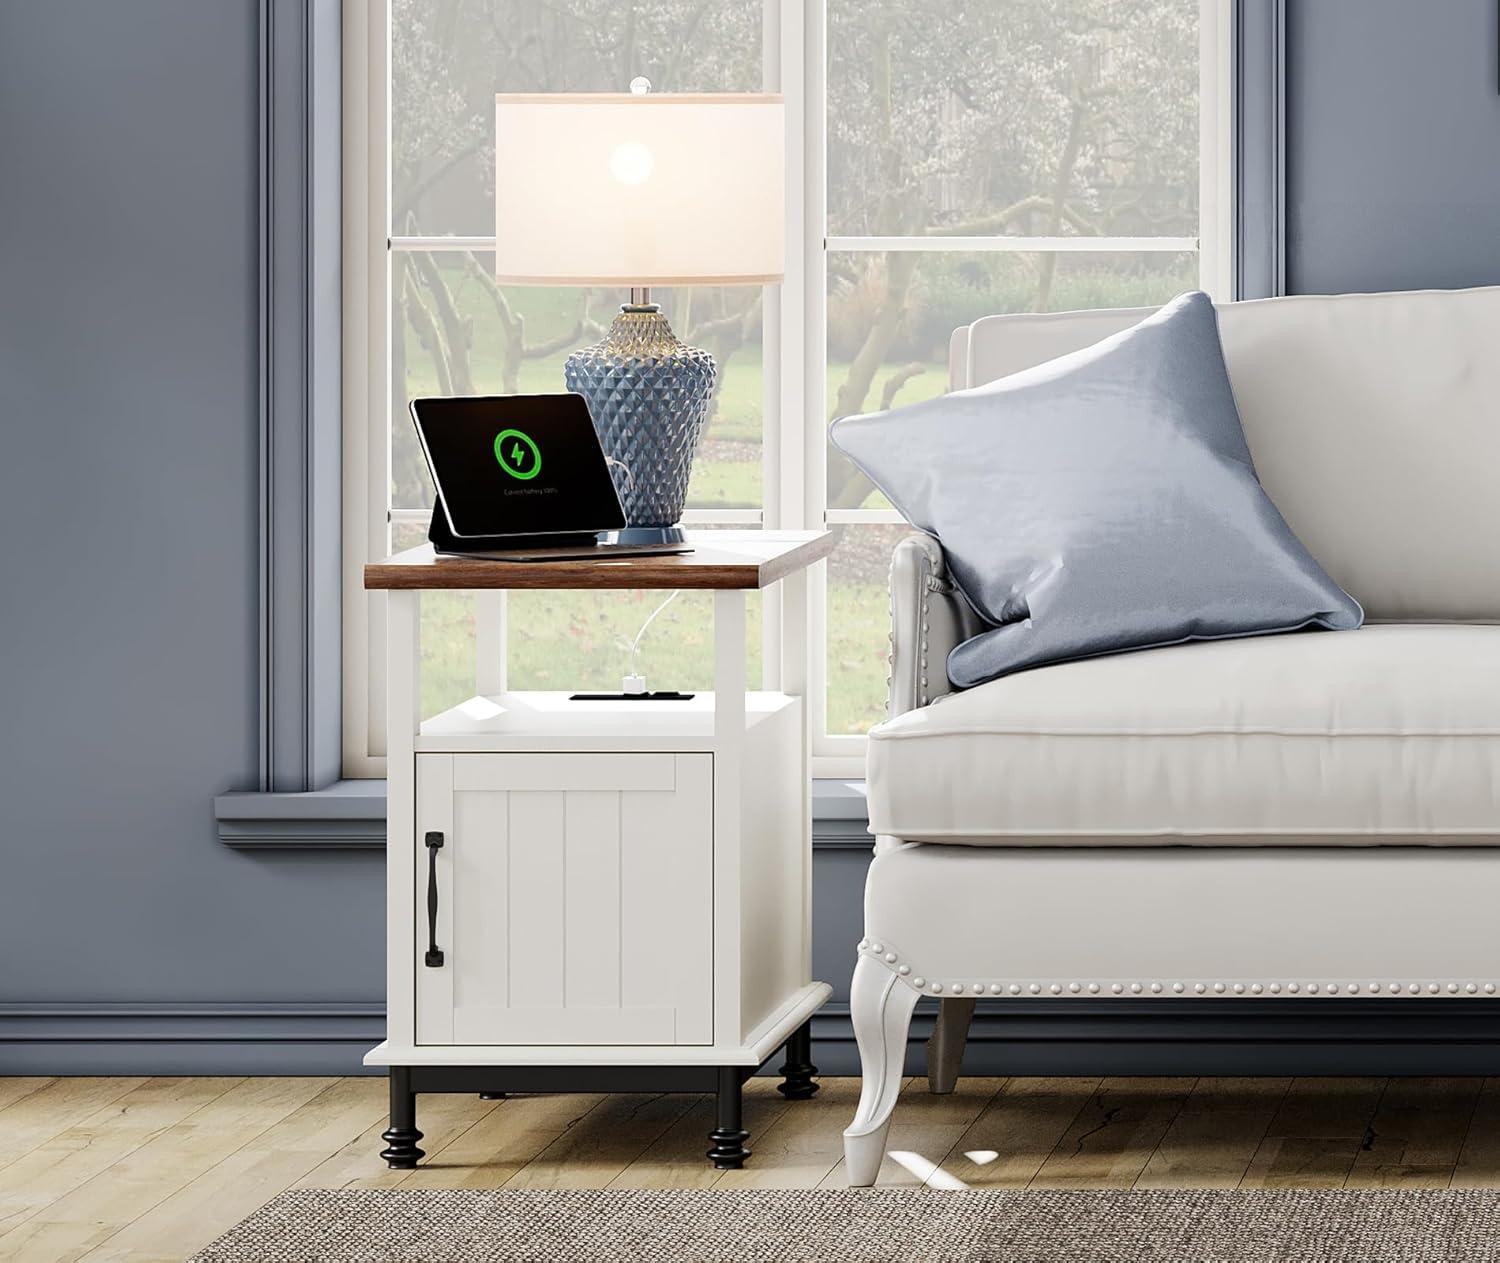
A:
[415, 752, 713, 1046]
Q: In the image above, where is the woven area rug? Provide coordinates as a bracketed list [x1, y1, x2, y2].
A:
[191, 1187, 1500, 1262]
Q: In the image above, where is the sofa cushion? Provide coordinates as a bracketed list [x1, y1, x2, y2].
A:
[831, 292, 1362, 690]
[865, 624, 1500, 845]
[860, 844, 1500, 994]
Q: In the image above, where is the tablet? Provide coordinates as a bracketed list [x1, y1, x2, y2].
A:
[410, 394, 627, 540]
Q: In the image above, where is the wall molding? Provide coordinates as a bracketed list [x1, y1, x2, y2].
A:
[215, 778, 386, 848]
[810, 999, 1500, 1077]
[13, 998, 1500, 1078]
[256, 0, 343, 797]
[0, 1003, 384, 1076]
[1234, 0, 1287, 299]
[811, 817, 875, 850]
[207, 0, 343, 823]
[0, 1003, 384, 1042]
[217, 819, 386, 849]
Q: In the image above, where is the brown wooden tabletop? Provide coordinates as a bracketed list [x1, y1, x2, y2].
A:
[364, 530, 838, 591]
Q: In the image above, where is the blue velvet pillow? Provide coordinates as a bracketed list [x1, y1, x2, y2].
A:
[830, 291, 1363, 689]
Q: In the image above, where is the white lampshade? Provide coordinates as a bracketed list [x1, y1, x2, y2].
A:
[494, 93, 784, 286]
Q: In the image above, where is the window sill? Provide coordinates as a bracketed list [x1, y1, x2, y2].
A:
[810, 779, 876, 848]
[214, 780, 387, 849]
[216, 778, 869, 850]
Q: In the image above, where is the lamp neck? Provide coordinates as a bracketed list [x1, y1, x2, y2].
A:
[628, 285, 652, 307]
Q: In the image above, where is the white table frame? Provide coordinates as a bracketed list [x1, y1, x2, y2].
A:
[364, 536, 832, 1170]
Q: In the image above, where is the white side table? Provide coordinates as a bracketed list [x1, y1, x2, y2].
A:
[363, 530, 836, 1169]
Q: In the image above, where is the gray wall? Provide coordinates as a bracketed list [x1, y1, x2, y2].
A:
[1285, 0, 1500, 294]
[0, 1, 384, 1072]
[6, 0, 1500, 1077]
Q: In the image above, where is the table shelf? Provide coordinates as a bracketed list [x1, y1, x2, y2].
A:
[415, 689, 799, 752]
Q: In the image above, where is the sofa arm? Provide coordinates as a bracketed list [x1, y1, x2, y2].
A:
[887, 532, 985, 719]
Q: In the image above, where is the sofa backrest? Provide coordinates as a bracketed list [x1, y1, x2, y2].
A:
[948, 286, 1500, 622]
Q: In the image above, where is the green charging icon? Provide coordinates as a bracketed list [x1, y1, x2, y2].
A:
[493, 428, 541, 481]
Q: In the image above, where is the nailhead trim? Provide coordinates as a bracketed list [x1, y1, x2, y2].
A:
[917, 568, 931, 706]
[854, 940, 1500, 998]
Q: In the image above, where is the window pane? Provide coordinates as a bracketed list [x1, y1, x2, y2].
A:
[828, 0, 1199, 239]
[827, 523, 912, 735]
[392, 520, 477, 719]
[506, 586, 762, 694]
[391, 251, 763, 511]
[826, 249, 1198, 508]
[387, 518, 762, 704]
[392, 0, 763, 237]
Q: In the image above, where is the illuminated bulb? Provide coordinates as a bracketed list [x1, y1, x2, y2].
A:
[610, 141, 654, 185]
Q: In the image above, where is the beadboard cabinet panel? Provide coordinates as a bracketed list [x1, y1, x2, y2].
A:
[415, 752, 714, 1047]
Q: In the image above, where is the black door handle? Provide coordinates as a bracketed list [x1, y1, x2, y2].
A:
[424, 831, 445, 967]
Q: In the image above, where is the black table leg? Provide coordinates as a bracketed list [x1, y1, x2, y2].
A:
[380, 1066, 425, 1168]
[707, 1067, 751, 1169]
[777, 1018, 819, 1099]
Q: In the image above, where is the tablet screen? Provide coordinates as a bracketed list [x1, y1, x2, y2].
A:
[411, 395, 625, 538]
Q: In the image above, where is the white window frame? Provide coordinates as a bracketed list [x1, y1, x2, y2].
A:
[342, 0, 1233, 779]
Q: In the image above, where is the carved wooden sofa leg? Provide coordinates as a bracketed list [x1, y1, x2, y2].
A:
[843, 953, 920, 1187]
[927, 997, 975, 1095]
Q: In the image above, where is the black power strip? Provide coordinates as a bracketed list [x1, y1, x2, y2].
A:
[568, 691, 697, 702]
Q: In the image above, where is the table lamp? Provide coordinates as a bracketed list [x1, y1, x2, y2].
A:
[495, 85, 784, 543]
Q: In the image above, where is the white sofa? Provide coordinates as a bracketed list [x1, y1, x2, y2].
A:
[842, 286, 1500, 1186]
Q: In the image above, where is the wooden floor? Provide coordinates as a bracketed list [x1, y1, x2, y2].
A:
[1, 1074, 1499, 1260]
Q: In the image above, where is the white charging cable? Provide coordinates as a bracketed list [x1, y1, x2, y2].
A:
[598, 453, 671, 695]
[605, 455, 634, 490]
[623, 590, 680, 694]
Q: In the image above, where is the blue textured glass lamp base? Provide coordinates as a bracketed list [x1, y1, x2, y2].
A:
[564, 305, 717, 531]
[611, 525, 688, 545]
